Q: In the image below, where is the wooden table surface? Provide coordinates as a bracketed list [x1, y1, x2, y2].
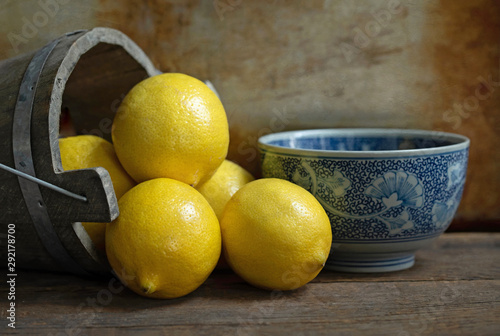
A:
[2, 232, 499, 335]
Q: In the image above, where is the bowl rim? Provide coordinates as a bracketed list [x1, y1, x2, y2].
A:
[258, 128, 470, 158]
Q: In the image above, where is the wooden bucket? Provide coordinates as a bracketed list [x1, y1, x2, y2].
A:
[0, 28, 158, 276]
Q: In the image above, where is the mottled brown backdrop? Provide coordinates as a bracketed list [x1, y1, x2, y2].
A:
[1, 0, 499, 229]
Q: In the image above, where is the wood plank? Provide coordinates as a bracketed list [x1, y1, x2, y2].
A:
[3, 280, 499, 335]
[8, 233, 500, 289]
[0, 233, 498, 335]
[324, 232, 500, 282]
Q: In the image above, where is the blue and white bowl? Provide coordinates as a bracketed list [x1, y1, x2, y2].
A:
[258, 129, 470, 273]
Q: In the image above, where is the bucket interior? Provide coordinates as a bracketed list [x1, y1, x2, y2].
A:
[60, 42, 150, 140]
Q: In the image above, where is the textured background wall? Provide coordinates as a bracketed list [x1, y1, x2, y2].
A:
[1, 0, 498, 229]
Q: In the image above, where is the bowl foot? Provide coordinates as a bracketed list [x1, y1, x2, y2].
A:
[325, 253, 415, 273]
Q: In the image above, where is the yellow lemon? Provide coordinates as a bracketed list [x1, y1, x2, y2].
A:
[197, 160, 254, 269]
[220, 178, 332, 291]
[59, 135, 135, 250]
[196, 160, 254, 220]
[106, 178, 221, 299]
[111, 73, 229, 186]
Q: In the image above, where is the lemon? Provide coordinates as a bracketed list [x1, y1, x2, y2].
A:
[106, 178, 221, 299]
[197, 160, 254, 269]
[59, 135, 135, 250]
[220, 178, 332, 291]
[196, 160, 254, 220]
[111, 73, 229, 186]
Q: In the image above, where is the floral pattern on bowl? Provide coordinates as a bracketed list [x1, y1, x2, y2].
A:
[263, 151, 467, 240]
[259, 129, 470, 272]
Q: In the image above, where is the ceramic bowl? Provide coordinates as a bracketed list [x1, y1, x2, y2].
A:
[258, 129, 470, 273]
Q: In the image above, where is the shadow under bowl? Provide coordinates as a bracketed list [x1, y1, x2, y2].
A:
[258, 129, 470, 273]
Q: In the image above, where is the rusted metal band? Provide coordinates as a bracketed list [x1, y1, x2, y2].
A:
[12, 39, 91, 276]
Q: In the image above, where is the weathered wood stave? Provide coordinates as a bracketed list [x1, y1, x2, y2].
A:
[0, 28, 158, 276]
